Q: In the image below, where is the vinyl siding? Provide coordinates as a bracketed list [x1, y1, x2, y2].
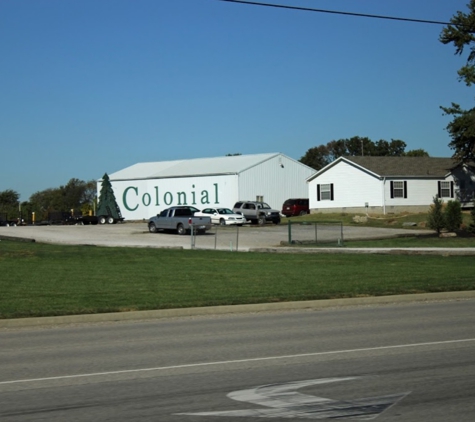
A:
[308, 161, 382, 209]
[384, 177, 454, 206]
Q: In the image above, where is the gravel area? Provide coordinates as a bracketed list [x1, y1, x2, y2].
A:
[0, 222, 436, 251]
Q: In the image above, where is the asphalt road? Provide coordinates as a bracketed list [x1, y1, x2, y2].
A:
[1, 300, 474, 421]
[0, 222, 435, 251]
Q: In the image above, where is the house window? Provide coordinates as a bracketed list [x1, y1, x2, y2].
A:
[393, 182, 404, 198]
[317, 183, 334, 201]
[390, 181, 407, 199]
[438, 181, 454, 198]
[321, 184, 332, 200]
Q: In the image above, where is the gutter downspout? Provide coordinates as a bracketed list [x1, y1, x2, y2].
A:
[382, 177, 386, 215]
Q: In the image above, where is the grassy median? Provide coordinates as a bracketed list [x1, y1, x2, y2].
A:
[1, 239, 474, 319]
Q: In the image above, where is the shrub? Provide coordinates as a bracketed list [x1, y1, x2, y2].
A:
[444, 200, 463, 232]
[468, 205, 475, 233]
[427, 196, 445, 234]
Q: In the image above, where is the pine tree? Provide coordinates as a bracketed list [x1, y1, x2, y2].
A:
[96, 173, 123, 222]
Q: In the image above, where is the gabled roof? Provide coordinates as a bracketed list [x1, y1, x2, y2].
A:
[108, 153, 294, 181]
[308, 156, 460, 181]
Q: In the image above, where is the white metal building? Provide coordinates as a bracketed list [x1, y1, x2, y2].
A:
[307, 156, 475, 214]
[104, 153, 316, 220]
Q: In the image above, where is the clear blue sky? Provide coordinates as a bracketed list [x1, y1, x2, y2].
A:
[1, 0, 473, 201]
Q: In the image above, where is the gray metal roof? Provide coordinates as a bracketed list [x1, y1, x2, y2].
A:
[345, 156, 458, 177]
[109, 153, 285, 180]
[306, 156, 461, 182]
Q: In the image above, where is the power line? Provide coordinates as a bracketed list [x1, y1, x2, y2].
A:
[216, 0, 452, 26]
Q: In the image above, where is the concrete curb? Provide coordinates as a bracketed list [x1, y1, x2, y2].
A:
[250, 247, 475, 255]
[1, 291, 474, 329]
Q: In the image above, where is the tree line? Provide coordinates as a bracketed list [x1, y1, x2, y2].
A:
[0, 178, 97, 223]
[298, 137, 428, 170]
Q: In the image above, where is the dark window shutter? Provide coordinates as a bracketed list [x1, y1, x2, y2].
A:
[390, 181, 394, 199]
[451, 181, 454, 198]
[330, 184, 334, 201]
[438, 181, 441, 198]
[404, 181, 407, 199]
[317, 184, 321, 201]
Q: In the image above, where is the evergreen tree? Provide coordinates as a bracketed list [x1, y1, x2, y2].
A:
[427, 196, 445, 235]
[97, 173, 122, 221]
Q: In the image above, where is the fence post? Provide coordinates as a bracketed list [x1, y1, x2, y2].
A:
[236, 225, 239, 251]
[190, 224, 195, 249]
[288, 220, 292, 244]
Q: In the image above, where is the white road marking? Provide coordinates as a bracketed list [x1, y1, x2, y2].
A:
[1, 338, 474, 385]
[177, 377, 410, 419]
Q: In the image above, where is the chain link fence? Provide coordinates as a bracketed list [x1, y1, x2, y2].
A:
[190, 224, 242, 251]
[286, 220, 344, 246]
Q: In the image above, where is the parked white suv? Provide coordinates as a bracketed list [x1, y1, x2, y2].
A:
[232, 201, 281, 225]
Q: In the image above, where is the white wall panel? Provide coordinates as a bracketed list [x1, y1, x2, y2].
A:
[308, 161, 381, 210]
[107, 175, 238, 220]
[384, 178, 441, 207]
[239, 155, 314, 210]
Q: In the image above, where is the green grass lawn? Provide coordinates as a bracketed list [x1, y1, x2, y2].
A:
[1, 239, 474, 319]
[283, 210, 474, 230]
[343, 235, 475, 248]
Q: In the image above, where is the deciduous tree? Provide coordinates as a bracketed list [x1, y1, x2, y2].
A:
[405, 149, 430, 157]
[299, 144, 330, 170]
[440, 0, 475, 161]
[0, 189, 20, 220]
[0, 189, 19, 207]
[29, 178, 97, 220]
[299, 137, 428, 170]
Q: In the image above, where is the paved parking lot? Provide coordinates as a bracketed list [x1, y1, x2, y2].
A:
[0, 222, 436, 251]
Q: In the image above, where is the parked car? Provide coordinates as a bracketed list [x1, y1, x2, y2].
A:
[281, 198, 309, 217]
[195, 207, 247, 226]
[232, 201, 281, 225]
